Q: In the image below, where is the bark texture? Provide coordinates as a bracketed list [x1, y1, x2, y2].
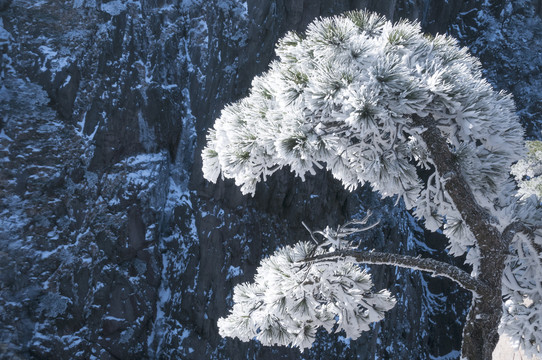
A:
[412, 114, 507, 360]
[308, 250, 487, 294]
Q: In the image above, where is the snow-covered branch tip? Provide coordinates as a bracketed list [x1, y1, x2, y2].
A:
[217, 241, 396, 350]
[302, 211, 379, 250]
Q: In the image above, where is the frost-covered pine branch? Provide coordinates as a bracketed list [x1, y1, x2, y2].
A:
[203, 9, 542, 360]
[218, 241, 396, 349]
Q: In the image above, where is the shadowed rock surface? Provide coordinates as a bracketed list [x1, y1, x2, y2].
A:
[0, 0, 541, 359]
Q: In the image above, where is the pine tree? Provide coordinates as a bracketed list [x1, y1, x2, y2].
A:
[202, 10, 542, 360]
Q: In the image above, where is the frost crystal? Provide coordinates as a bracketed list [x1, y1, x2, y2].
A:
[511, 140, 542, 200]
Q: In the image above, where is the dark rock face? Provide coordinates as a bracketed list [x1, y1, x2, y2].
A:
[450, 0, 542, 138]
[0, 0, 540, 359]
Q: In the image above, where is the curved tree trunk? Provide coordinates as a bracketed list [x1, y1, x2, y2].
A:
[461, 291, 504, 360]
[412, 114, 508, 360]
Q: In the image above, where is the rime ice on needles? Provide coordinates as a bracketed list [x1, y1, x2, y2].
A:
[202, 10, 524, 266]
[500, 197, 542, 358]
[308, 212, 380, 251]
[501, 141, 542, 358]
[217, 242, 395, 349]
[511, 140, 542, 199]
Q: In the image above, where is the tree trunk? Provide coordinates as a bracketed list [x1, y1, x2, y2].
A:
[461, 289, 504, 359]
[412, 114, 507, 360]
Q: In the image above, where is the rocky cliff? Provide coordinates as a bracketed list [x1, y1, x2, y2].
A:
[0, 0, 541, 359]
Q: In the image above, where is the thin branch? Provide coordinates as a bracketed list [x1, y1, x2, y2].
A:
[303, 212, 380, 249]
[305, 249, 490, 295]
[302, 221, 319, 245]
